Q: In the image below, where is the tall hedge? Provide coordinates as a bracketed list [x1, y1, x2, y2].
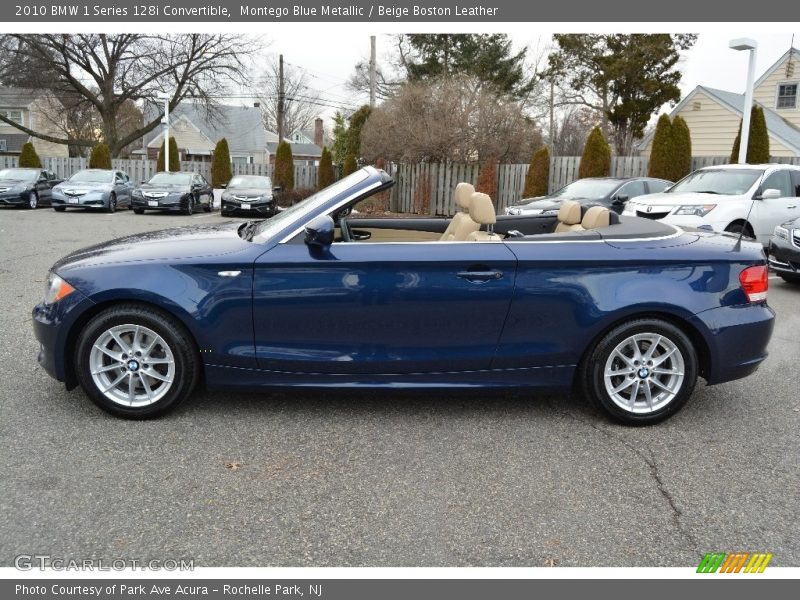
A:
[476, 155, 498, 196]
[89, 143, 111, 169]
[18, 142, 42, 168]
[318, 147, 334, 188]
[274, 141, 294, 191]
[523, 147, 550, 197]
[578, 127, 611, 178]
[647, 114, 673, 180]
[730, 106, 770, 164]
[156, 136, 180, 172]
[211, 138, 232, 187]
[342, 153, 358, 177]
[671, 116, 692, 181]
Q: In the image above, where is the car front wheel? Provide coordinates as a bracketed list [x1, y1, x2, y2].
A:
[581, 319, 698, 425]
[106, 193, 117, 213]
[27, 192, 38, 209]
[75, 304, 200, 419]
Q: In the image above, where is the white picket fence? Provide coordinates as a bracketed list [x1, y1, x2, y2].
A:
[0, 155, 320, 189]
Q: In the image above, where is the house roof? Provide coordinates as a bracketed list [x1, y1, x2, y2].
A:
[754, 47, 800, 89]
[143, 101, 277, 153]
[0, 87, 38, 108]
[266, 141, 322, 158]
[146, 114, 216, 154]
[637, 84, 800, 154]
[0, 132, 29, 152]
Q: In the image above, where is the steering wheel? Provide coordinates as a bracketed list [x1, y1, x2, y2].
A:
[339, 215, 352, 242]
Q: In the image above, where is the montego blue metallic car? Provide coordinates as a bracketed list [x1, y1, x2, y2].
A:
[32, 167, 775, 425]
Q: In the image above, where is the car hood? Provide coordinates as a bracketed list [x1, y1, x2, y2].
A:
[626, 191, 732, 207]
[137, 183, 191, 193]
[57, 181, 111, 191]
[53, 222, 253, 272]
[225, 187, 272, 197]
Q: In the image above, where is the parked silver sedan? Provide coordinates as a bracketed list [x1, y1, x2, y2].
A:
[52, 169, 133, 213]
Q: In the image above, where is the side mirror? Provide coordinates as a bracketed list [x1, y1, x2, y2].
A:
[220, 183, 227, 189]
[273, 186, 282, 193]
[613, 194, 629, 204]
[760, 188, 781, 200]
[304, 215, 335, 248]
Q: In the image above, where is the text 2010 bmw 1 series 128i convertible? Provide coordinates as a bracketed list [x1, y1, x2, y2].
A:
[32, 167, 774, 425]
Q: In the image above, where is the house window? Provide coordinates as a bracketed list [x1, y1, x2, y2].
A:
[0, 139, 7, 152]
[1, 110, 24, 126]
[777, 84, 797, 109]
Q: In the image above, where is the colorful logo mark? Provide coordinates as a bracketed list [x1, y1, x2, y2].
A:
[697, 552, 773, 573]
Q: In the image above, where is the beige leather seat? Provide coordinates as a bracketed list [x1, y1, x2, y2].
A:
[555, 200, 584, 232]
[440, 182, 479, 241]
[581, 205, 612, 229]
[466, 193, 503, 242]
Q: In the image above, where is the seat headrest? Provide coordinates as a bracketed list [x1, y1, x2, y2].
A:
[558, 200, 582, 225]
[469, 192, 496, 225]
[581, 205, 611, 229]
[454, 182, 475, 211]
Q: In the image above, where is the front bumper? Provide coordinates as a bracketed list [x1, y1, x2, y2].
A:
[0, 191, 28, 205]
[767, 233, 800, 276]
[221, 199, 277, 216]
[132, 195, 188, 211]
[52, 191, 108, 208]
[690, 302, 775, 385]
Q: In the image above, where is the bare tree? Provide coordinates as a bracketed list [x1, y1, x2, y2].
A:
[551, 106, 603, 155]
[360, 76, 542, 164]
[258, 58, 321, 137]
[0, 34, 259, 156]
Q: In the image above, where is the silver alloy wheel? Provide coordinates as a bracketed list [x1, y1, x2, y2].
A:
[29, 192, 37, 208]
[603, 333, 685, 414]
[89, 324, 175, 407]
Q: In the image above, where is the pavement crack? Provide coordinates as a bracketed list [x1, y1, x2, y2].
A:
[551, 401, 700, 554]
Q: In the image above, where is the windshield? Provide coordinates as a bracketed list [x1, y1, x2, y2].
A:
[666, 169, 763, 195]
[0, 168, 38, 182]
[229, 175, 272, 188]
[252, 170, 371, 242]
[148, 172, 192, 186]
[69, 170, 113, 183]
[549, 179, 620, 200]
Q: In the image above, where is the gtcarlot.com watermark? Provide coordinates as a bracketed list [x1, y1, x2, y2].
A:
[15, 554, 194, 571]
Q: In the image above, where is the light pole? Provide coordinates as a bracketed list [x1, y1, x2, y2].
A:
[156, 92, 171, 171]
[729, 38, 758, 165]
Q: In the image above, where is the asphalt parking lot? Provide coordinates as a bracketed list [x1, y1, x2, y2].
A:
[0, 206, 798, 568]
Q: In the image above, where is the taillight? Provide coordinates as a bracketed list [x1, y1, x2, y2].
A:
[739, 265, 768, 303]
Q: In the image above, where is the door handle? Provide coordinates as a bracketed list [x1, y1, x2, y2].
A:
[457, 270, 503, 282]
[788, 205, 797, 209]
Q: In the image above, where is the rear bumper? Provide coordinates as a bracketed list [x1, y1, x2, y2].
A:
[690, 302, 775, 385]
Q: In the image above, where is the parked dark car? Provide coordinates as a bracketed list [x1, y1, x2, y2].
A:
[768, 217, 800, 284]
[220, 175, 279, 217]
[505, 177, 672, 216]
[0, 167, 62, 209]
[131, 171, 213, 215]
[52, 169, 133, 213]
[33, 167, 773, 425]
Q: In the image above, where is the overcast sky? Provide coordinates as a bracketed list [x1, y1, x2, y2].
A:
[260, 30, 799, 125]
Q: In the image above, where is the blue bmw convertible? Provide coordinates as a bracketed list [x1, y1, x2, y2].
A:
[32, 167, 774, 424]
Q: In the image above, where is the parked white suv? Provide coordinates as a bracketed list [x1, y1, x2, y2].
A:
[622, 164, 800, 246]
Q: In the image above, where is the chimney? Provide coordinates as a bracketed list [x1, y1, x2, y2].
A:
[314, 117, 323, 147]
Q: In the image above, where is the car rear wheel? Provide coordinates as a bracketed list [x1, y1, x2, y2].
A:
[106, 193, 117, 213]
[75, 304, 200, 419]
[27, 192, 38, 209]
[581, 319, 698, 425]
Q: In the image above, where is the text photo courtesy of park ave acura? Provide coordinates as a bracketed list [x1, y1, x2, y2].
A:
[0, 3, 799, 591]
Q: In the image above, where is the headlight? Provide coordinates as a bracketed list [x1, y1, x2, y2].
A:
[132, 190, 143, 198]
[11, 185, 28, 193]
[673, 204, 716, 217]
[44, 273, 75, 305]
[774, 225, 790, 240]
[221, 192, 231, 201]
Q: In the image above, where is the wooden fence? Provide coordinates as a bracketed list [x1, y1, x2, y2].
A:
[3, 154, 800, 216]
[0, 155, 319, 189]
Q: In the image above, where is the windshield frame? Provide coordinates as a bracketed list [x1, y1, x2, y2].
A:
[228, 175, 272, 189]
[664, 168, 764, 196]
[147, 172, 193, 186]
[549, 178, 622, 200]
[68, 169, 114, 184]
[0, 168, 39, 182]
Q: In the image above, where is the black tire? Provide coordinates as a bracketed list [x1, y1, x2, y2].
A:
[725, 222, 755, 240]
[105, 193, 117, 213]
[580, 318, 698, 426]
[133, 208, 145, 215]
[220, 209, 229, 217]
[27, 191, 38, 209]
[779, 273, 800, 285]
[53, 206, 66, 212]
[203, 198, 212, 212]
[74, 304, 200, 419]
[182, 196, 194, 216]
